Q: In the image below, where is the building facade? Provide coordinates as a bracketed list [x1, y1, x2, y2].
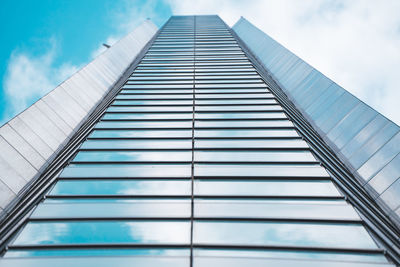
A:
[0, 15, 399, 266]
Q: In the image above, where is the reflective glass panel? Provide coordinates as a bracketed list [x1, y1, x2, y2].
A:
[195, 120, 293, 128]
[50, 179, 191, 196]
[81, 139, 192, 149]
[195, 139, 308, 149]
[194, 199, 359, 220]
[194, 179, 340, 197]
[89, 130, 192, 138]
[194, 151, 315, 162]
[103, 113, 193, 120]
[60, 164, 191, 178]
[194, 164, 328, 177]
[194, 129, 299, 138]
[73, 151, 192, 162]
[5, 248, 190, 258]
[195, 112, 285, 119]
[32, 199, 191, 219]
[13, 221, 190, 245]
[193, 248, 387, 263]
[96, 121, 192, 129]
[193, 221, 377, 249]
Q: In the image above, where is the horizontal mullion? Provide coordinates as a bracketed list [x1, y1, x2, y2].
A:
[93, 127, 193, 130]
[100, 119, 193, 122]
[110, 105, 193, 107]
[46, 195, 191, 199]
[26, 217, 362, 224]
[7, 243, 189, 250]
[119, 92, 193, 95]
[71, 161, 192, 164]
[194, 103, 279, 106]
[105, 111, 193, 114]
[7, 244, 382, 255]
[191, 147, 308, 151]
[45, 195, 344, 200]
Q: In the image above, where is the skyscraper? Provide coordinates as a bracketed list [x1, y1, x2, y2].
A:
[0, 15, 399, 266]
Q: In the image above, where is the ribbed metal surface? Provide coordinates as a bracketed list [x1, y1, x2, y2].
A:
[233, 17, 400, 229]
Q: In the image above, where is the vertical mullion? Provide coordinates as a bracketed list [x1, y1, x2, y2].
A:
[190, 15, 196, 267]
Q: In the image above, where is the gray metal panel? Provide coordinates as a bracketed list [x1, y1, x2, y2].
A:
[0, 20, 158, 213]
[0, 124, 46, 170]
[0, 153, 28, 193]
[233, 17, 400, 227]
[0, 137, 36, 184]
[0, 180, 15, 210]
[7, 117, 54, 160]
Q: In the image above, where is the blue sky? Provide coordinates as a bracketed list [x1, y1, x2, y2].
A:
[1, 0, 400, 125]
[0, 0, 171, 124]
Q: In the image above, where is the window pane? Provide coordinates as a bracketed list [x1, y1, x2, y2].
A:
[194, 179, 340, 197]
[81, 140, 192, 149]
[116, 94, 193, 100]
[96, 121, 192, 129]
[194, 151, 314, 163]
[113, 100, 193, 105]
[194, 164, 328, 178]
[195, 89, 265, 93]
[193, 248, 387, 264]
[194, 256, 385, 267]
[107, 106, 193, 112]
[195, 120, 293, 128]
[195, 139, 308, 149]
[195, 93, 269, 98]
[0, 257, 189, 266]
[13, 221, 190, 245]
[194, 129, 299, 138]
[32, 199, 191, 219]
[193, 221, 377, 249]
[60, 164, 191, 178]
[194, 199, 359, 220]
[73, 151, 191, 162]
[89, 130, 192, 139]
[120, 89, 193, 94]
[196, 105, 282, 111]
[195, 112, 285, 119]
[102, 113, 193, 120]
[195, 84, 266, 89]
[50, 179, 191, 196]
[5, 248, 190, 258]
[196, 99, 275, 105]
[123, 84, 193, 89]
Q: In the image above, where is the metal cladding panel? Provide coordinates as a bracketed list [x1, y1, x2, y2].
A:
[233, 17, 400, 228]
[0, 20, 158, 214]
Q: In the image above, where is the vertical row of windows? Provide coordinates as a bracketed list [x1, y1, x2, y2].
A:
[1, 15, 391, 266]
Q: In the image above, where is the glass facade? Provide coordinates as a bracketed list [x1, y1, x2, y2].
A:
[0, 15, 394, 266]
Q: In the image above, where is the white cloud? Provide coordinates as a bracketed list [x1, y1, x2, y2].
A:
[90, 36, 119, 59]
[166, 0, 400, 125]
[90, 0, 162, 59]
[1, 38, 79, 124]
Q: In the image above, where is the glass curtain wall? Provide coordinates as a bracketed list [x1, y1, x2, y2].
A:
[0, 15, 393, 266]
